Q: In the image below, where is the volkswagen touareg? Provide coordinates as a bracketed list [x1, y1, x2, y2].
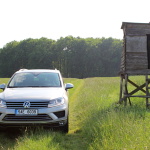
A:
[0, 69, 73, 132]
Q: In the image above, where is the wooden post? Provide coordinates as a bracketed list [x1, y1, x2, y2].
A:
[119, 75, 123, 101]
[146, 75, 149, 108]
[119, 74, 131, 106]
[124, 74, 128, 106]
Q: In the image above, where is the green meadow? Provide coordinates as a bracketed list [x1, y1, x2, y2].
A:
[0, 77, 150, 150]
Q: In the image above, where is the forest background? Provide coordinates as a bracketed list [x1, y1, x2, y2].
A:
[0, 36, 122, 78]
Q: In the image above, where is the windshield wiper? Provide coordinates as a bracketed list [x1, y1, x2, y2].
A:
[8, 86, 37, 88]
[8, 86, 23, 88]
[8, 86, 61, 88]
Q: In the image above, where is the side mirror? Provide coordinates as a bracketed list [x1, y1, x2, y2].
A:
[65, 83, 74, 90]
[0, 84, 6, 90]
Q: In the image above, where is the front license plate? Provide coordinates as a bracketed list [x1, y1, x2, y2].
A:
[15, 109, 38, 115]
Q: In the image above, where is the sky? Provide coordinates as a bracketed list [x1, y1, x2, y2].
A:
[0, 0, 150, 48]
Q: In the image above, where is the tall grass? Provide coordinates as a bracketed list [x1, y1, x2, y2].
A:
[0, 77, 150, 149]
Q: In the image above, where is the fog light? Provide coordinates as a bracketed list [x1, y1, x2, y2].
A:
[59, 121, 65, 126]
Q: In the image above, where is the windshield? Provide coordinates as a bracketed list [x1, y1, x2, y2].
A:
[8, 72, 61, 88]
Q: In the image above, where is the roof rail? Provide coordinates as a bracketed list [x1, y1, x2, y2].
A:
[19, 69, 28, 71]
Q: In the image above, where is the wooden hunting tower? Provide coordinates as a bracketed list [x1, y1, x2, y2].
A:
[119, 22, 150, 107]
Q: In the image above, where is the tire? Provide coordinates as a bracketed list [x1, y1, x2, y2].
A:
[60, 118, 69, 133]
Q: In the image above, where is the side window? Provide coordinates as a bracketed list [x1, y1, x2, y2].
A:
[147, 35, 150, 69]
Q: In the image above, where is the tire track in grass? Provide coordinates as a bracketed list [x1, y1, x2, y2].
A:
[68, 79, 85, 133]
[63, 78, 87, 150]
[69, 79, 85, 102]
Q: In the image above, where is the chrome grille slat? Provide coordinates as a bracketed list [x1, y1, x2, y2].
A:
[3, 114, 52, 121]
[6, 102, 48, 108]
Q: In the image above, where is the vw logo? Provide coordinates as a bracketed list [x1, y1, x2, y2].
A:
[23, 101, 30, 108]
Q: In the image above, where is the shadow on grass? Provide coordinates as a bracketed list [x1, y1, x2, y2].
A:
[0, 127, 25, 149]
[0, 126, 85, 150]
[0, 126, 61, 150]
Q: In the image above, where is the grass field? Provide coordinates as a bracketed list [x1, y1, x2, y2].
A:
[0, 77, 150, 150]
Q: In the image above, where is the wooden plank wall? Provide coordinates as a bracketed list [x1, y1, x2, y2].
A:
[126, 52, 148, 70]
[120, 23, 150, 75]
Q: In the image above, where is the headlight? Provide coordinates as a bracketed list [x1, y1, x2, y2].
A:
[48, 97, 65, 108]
[0, 100, 6, 108]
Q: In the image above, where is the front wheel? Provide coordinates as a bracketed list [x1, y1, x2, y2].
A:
[60, 118, 69, 133]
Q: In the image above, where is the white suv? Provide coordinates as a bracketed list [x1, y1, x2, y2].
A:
[0, 69, 73, 132]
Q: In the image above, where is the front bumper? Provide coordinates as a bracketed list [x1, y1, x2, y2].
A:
[0, 105, 68, 127]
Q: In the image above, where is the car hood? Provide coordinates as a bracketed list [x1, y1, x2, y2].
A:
[0, 88, 65, 101]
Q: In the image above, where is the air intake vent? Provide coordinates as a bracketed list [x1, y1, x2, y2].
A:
[54, 111, 65, 118]
[3, 114, 52, 121]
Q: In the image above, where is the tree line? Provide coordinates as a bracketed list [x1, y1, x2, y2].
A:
[0, 36, 122, 78]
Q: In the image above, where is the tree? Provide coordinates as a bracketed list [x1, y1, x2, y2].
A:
[0, 37, 122, 78]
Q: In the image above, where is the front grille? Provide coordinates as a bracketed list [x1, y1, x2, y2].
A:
[6, 102, 48, 108]
[3, 114, 52, 121]
[54, 111, 65, 118]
